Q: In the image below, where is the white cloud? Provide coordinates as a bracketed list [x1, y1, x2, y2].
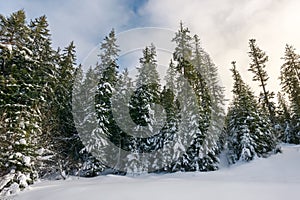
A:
[0, 0, 134, 62]
[139, 0, 300, 101]
[1, 0, 300, 102]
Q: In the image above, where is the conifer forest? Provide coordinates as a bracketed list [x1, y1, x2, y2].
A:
[0, 10, 299, 195]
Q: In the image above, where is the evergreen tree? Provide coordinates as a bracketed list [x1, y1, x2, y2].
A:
[191, 70, 219, 171]
[171, 23, 203, 171]
[127, 44, 162, 173]
[280, 45, 300, 143]
[276, 92, 292, 143]
[165, 60, 177, 92]
[0, 10, 78, 194]
[192, 34, 224, 164]
[0, 11, 43, 194]
[53, 42, 81, 177]
[27, 15, 60, 179]
[172, 21, 193, 72]
[170, 23, 221, 171]
[158, 86, 177, 172]
[73, 67, 105, 176]
[130, 44, 161, 132]
[171, 23, 196, 171]
[226, 62, 276, 164]
[159, 60, 179, 172]
[111, 69, 134, 172]
[197, 50, 226, 150]
[90, 29, 121, 172]
[248, 39, 275, 123]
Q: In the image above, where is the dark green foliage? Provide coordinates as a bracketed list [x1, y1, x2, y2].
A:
[126, 45, 162, 173]
[226, 62, 276, 164]
[248, 39, 275, 123]
[0, 10, 46, 194]
[0, 10, 80, 195]
[169, 23, 220, 172]
[280, 45, 300, 144]
[91, 29, 123, 173]
[52, 42, 82, 176]
[73, 66, 105, 176]
[129, 44, 160, 128]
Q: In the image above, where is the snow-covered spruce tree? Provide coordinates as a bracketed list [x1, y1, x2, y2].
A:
[158, 60, 179, 172]
[170, 22, 195, 171]
[192, 34, 224, 169]
[26, 15, 61, 179]
[248, 39, 276, 124]
[92, 29, 121, 172]
[110, 69, 134, 173]
[52, 42, 83, 177]
[198, 52, 226, 150]
[276, 92, 292, 143]
[127, 44, 162, 174]
[185, 58, 215, 171]
[226, 62, 256, 163]
[280, 44, 300, 144]
[171, 22, 218, 172]
[0, 10, 78, 194]
[0, 10, 44, 195]
[130, 44, 161, 131]
[191, 70, 219, 171]
[165, 60, 177, 93]
[73, 66, 105, 177]
[226, 62, 276, 164]
[179, 72, 214, 171]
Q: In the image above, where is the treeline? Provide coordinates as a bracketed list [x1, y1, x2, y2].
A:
[0, 10, 299, 196]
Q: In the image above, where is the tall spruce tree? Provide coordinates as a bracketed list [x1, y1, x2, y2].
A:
[53, 42, 81, 177]
[159, 60, 179, 172]
[127, 44, 162, 174]
[0, 11, 44, 194]
[276, 92, 292, 142]
[73, 67, 105, 176]
[110, 69, 133, 172]
[130, 44, 161, 133]
[198, 51, 226, 150]
[226, 62, 276, 164]
[92, 29, 120, 171]
[171, 22, 197, 171]
[192, 34, 224, 165]
[27, 15, 60, 179]
[248, 39, 275, 123]
[171, 23, 216, 171]
[280, 45, 300, 143]
[0, 10, 78, 194]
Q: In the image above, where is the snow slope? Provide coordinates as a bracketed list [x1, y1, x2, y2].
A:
[15, 144, 300, 200]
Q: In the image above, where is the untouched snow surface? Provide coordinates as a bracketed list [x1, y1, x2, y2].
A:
[15, 144, 300, 200]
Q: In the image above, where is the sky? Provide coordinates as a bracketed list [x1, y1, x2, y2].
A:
[1, 0, 300, 102]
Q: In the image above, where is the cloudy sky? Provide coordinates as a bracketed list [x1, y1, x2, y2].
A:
[1, 0, 300, 101]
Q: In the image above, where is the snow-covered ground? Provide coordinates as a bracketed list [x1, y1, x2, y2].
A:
[15, 144, 300, 200]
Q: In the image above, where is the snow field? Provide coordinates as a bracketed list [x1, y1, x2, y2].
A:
[16, 144, 300, 200]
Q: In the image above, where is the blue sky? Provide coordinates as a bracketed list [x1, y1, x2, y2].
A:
[0, 0, 150, 61]
[1, 0, 300, 100]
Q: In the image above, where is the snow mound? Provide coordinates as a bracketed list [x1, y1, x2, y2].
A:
[15, 144, 300, 200]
